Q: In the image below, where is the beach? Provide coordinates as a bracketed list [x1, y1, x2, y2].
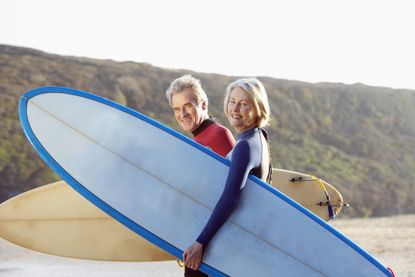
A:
[0, 214, 414, 276]
[330, 214, 415, 276]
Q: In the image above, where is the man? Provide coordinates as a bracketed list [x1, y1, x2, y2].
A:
[166, 75, 235, 158]
[165, 75, 235, 277]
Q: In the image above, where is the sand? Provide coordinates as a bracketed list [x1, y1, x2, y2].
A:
[330, 214, 415, 276]
[0, 214, 414, 276]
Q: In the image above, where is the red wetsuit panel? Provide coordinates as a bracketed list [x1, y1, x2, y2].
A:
[194, 122, 235, 158]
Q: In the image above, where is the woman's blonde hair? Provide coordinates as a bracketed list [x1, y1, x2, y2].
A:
[224, 78, 270, 128]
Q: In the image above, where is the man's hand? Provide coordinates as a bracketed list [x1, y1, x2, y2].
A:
[183, 242, 204, 270]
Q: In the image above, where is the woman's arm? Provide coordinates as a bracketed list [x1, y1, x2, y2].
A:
[183, 140, 257, 270]
[197, 140, 258, 246]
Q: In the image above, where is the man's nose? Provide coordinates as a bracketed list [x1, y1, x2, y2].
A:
[181, 108, 189, 116]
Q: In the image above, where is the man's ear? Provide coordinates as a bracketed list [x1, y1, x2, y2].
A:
[201, 100, 208, 111]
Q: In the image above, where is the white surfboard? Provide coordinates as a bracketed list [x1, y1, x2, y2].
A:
[19, 86, 392, 276]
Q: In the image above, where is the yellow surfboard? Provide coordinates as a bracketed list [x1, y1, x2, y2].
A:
[0, 169, 346, 262]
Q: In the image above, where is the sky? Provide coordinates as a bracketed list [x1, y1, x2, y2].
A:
[1, 0, 414, 90]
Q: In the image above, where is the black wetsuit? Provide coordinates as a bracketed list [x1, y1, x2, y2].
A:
[196, 128, 271, 246]
[185, 118, 235, 277]
[187, 128, 271, 277]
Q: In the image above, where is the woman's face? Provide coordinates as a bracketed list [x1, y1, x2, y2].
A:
[227, 87, 258, 133]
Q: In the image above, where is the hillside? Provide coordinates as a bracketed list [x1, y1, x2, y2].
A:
[1, 44, 414, 217]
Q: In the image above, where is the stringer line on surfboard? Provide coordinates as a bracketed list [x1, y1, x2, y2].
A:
[29, 97, 326, 276]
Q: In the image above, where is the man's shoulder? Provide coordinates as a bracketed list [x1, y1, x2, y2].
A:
[209, 122, 232, 134]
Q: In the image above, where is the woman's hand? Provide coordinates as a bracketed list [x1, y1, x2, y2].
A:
[183, 242, 204, 270]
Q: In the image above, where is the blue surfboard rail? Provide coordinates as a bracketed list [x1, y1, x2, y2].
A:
[19, 86, 392, 277]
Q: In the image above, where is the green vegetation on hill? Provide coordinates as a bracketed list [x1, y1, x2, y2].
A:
[1, 44, 414, 217]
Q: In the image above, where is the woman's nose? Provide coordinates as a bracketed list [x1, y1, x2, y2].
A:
[233, 103, 241, 110]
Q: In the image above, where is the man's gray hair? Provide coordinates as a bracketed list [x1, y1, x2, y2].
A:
[165, 75, 208, 106]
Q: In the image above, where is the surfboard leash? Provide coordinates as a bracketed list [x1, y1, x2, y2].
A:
[290, 175, 349, 219]
[387, 267, 396, 277]
[312, 176, 335, 219]
[312, 177, 350, 216]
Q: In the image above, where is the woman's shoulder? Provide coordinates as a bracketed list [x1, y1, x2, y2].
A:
[234, 129, 262, 152]
[239, 128, 263, 143]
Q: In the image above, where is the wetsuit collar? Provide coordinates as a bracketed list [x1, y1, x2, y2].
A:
[191, 117, 216, 137]
[237, 127, 260, 140]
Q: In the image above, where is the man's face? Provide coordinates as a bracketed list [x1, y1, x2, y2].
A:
[171, 88, 207, 132]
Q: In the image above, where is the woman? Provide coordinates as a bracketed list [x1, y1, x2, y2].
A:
[183, 78, 272, 275]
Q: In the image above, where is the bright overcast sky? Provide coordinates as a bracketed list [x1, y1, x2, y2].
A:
[1, 0, 414, 90]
